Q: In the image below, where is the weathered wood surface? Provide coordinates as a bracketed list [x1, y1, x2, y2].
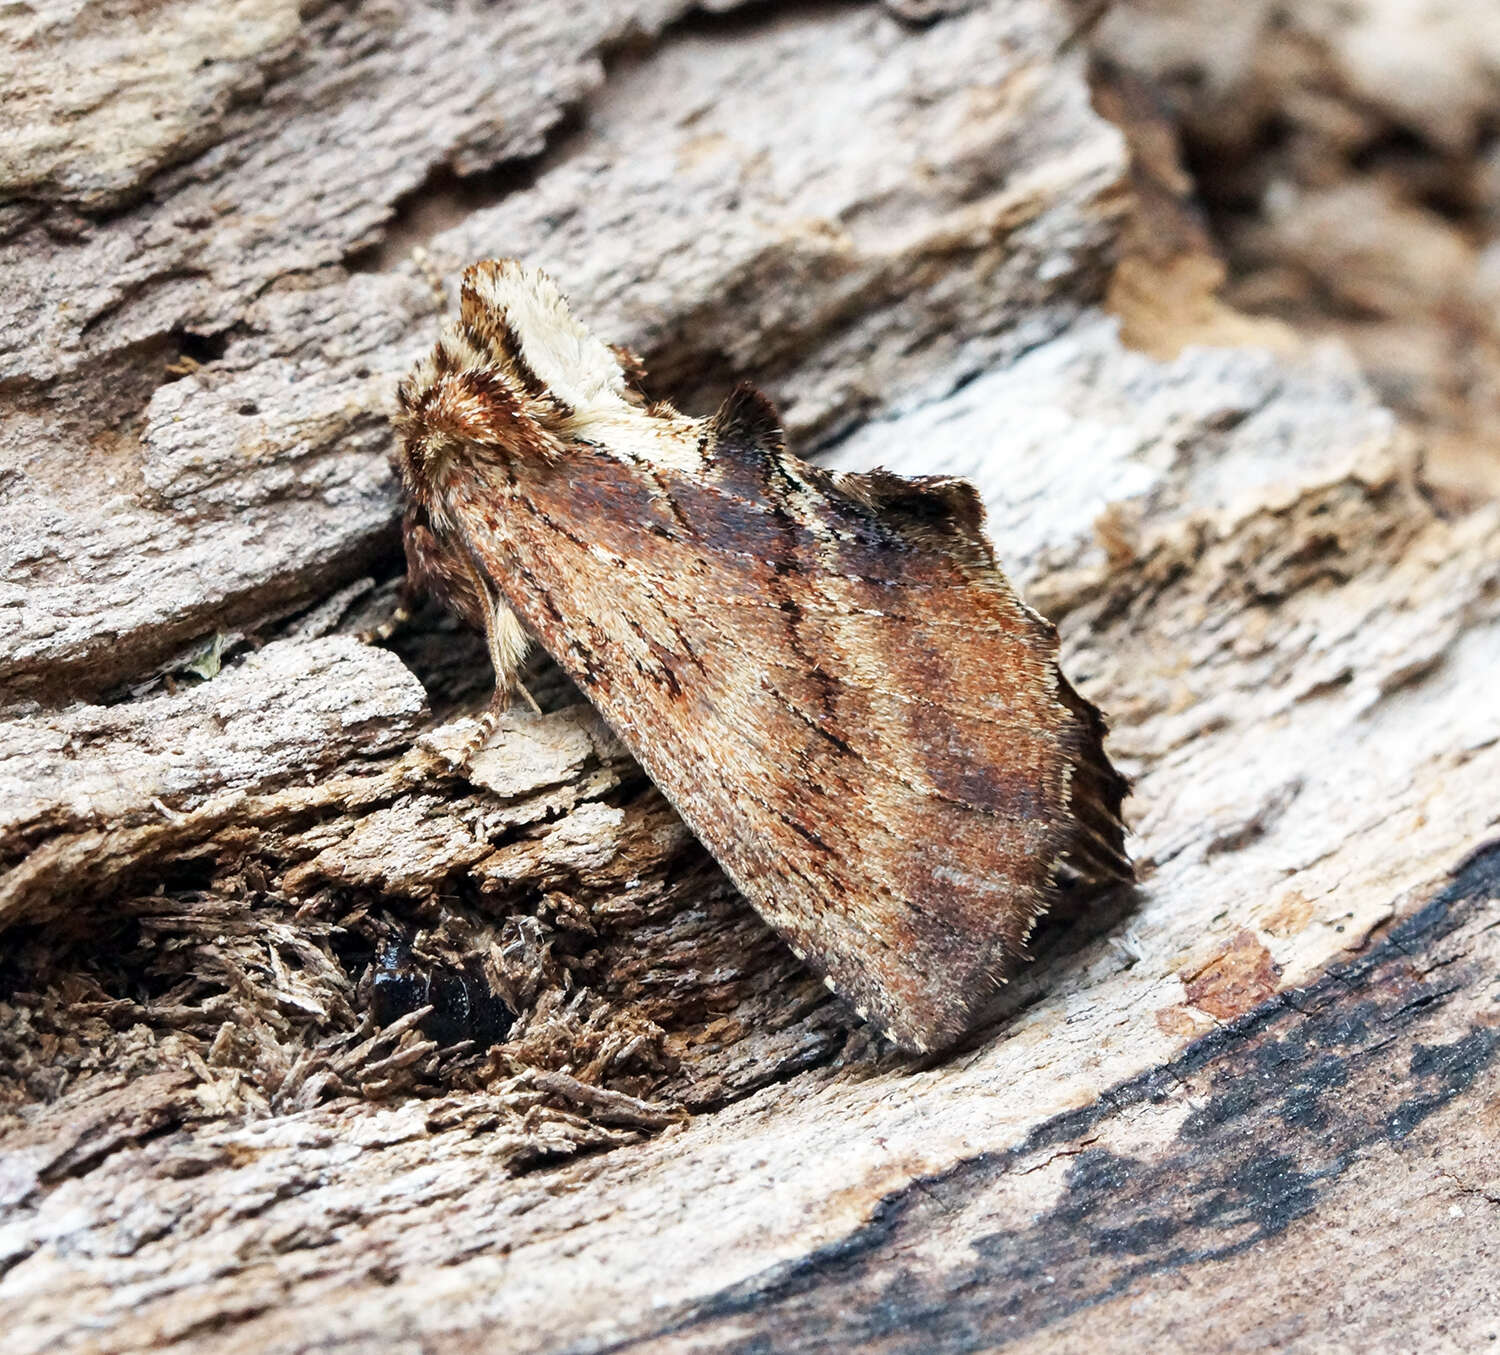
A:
[2, 2, 1497, 1353]
[1099, 0, 1500, 500]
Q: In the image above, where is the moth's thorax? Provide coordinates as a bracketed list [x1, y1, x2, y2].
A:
[395, 257, 708, 512]
[401, 378, 703, 509]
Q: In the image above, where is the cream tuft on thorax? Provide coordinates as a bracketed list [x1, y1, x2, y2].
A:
[463, 260, 629, 413]
[446, 260, 707, 474]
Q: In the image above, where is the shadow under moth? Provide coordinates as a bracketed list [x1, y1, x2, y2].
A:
[392, 260, 1131, 1053]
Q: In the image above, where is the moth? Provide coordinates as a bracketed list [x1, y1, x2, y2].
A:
[392, 260, 1131, 1052]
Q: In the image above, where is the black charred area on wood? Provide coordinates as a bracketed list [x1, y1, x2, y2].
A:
[636, 843, 1500, 1353]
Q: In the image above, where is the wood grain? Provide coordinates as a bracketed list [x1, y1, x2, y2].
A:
[1, 2, 1497, 1352]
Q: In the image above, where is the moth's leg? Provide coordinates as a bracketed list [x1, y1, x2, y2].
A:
[358, 592, 418, 647]
[363, 505, 452, 647]
[453, 563, 539, 764]
[479, 584, 540, 714]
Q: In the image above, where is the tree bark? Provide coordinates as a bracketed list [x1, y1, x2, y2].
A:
[2, 3, 1497, 1353]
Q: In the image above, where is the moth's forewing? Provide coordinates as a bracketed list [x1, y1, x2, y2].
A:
[399, 262, 1130, 1052]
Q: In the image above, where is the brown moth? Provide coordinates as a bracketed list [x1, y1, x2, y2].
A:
[392, 259, 1131, 1052]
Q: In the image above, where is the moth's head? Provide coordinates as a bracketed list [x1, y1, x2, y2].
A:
[393, 259, 643, 509]
[392, 349, 539, 511]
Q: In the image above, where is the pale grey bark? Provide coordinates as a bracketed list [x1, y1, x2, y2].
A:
[2, 3, 1497, 1353]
